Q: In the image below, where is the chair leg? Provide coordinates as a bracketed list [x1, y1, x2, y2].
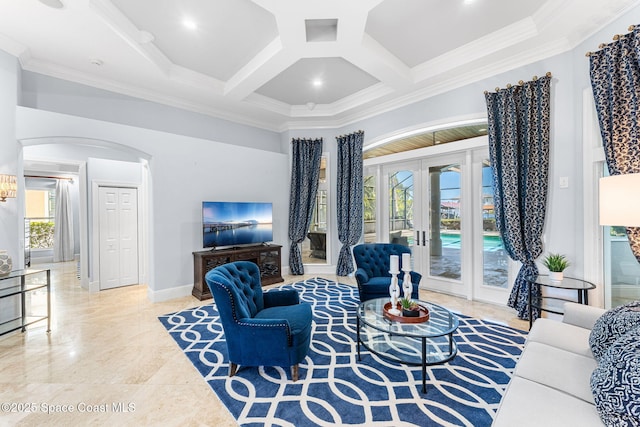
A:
[229, 362, 238, 377]
[291, 364, 299, 382]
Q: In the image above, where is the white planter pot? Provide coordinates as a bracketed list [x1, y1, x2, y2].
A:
[549, 271, 563, 281]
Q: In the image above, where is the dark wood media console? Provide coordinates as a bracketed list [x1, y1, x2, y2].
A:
[192, 244, 284, 300]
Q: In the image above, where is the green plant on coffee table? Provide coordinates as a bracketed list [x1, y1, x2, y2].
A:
[542, 253, 570, 272]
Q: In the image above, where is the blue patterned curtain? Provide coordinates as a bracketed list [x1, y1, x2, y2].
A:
[288, 138, 323, 275]
[336, 131, 364, 276]
[590, 27, 640, 262]
[485, 76, 551, 320]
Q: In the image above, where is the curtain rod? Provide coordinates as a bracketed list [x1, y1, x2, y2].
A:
[24, 174, 74, 181]
[336, 130, 364, 139]
[585, 25, 636, 57]
[484, 72, 552, 94]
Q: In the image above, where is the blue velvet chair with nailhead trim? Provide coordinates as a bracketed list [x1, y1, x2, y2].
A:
[205, 261, 312, 381]
[353, 243, 422, 302]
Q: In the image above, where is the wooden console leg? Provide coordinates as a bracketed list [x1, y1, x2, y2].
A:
[291, 364, 299, 382]
[229, 362, 238, 377]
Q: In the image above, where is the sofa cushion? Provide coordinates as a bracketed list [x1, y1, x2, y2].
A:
[589, 300, 640, 361]
[591, 326, 640, 427]
[514, 341, 598, 404]
[493, 376, 602, 427]
[527, 317, 594, 358]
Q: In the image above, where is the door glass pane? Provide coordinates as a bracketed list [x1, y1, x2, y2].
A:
[603, 167, 640, 307]
[389, 171, 413, 247]
[606, 227, 640, 307]
[364, 174, 377, 243]
[482, 161, 508, 287]
[429, 164, 461, 280]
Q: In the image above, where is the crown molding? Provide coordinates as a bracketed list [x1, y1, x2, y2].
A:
[412, 17, 539, 82]
[20, 59, 283, 132]
[0, 33, 29, 60]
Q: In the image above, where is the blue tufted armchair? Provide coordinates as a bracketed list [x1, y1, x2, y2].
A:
[205, 261, 312, 381]
[353, 243, 422, 302]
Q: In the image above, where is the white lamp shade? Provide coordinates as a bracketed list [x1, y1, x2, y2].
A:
[599, 173, 640, 226]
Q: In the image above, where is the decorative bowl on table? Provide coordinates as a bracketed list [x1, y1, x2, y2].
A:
[383, 302, 430, 323]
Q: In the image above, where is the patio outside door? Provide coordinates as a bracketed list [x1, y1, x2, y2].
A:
[383, 158, 464, 294]
[381, 151, 509, 303]
[415, 155, 466, 296]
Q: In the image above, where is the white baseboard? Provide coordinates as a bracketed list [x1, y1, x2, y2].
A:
[148, 283, 193, 303]
[30, 255, 53, 264]
[302, 264, 338, 276]
[89, 281, 99, 292]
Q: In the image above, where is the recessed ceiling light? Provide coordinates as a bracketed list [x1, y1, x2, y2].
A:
[463, 0, 475, 4]
[38, 0, 64, 9]
[312, 79, 323, 88]
[183, 18, 198, 31]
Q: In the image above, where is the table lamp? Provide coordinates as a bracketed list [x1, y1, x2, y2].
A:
[599, 173, 640, 226]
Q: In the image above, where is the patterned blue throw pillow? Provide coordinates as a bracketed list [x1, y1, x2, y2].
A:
[589, 301, 640, 361]
[590, 326, 640, 427]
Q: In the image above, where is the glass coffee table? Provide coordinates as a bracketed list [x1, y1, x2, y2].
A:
[356, 297, 459, 393]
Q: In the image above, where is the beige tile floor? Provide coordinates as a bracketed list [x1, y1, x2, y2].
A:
[0, 262, 528, 426]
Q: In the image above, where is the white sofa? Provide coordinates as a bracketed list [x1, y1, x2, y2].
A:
[493, 302, 607, 427]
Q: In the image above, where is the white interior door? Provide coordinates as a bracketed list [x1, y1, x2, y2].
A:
[99, 187, 138, 290]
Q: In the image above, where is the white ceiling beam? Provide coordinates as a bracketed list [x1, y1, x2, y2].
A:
[412, 17, 539, 83]
[342, 34, 413, 91]
[226, 0, 392, 102]
[223, 37, 300, 101]
[89, 0, 172, 76]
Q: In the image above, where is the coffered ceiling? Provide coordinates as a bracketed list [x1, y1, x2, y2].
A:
[0, 0, 637, 131]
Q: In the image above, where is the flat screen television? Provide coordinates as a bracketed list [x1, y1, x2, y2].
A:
[202, 201, 273, 248]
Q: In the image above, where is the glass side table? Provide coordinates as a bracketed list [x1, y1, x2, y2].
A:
[0, 268, 51, 336]
[525, 275, 596, 329]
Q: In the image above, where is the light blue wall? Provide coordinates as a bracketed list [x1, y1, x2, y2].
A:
[15, 108, 289, 298]
[21, 71, 283, 154]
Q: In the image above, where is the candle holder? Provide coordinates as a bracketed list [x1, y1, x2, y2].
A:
[402, 268, 412, 300]
[401, 252, 412, 300]
[388, 272, 401, 315]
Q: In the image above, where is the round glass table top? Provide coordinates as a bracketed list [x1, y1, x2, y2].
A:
[524, 275, 596, 290]
[357, 297, 459, 338]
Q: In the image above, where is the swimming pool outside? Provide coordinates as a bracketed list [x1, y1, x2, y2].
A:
[439, 232, 504, 251]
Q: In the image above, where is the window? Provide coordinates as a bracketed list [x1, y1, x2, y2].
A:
[363, 174, 376, 243]
[303, 155, 329, 264]
[26, 187, 56, 249]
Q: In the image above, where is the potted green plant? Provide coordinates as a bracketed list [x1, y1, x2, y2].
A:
[400, 297, 420, 317]
[542, 253, 570, 281]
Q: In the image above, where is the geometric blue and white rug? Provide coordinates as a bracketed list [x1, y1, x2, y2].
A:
[158, 278, 527, 427]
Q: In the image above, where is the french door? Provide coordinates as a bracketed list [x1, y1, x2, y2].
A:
[378, 149, 510, 304]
